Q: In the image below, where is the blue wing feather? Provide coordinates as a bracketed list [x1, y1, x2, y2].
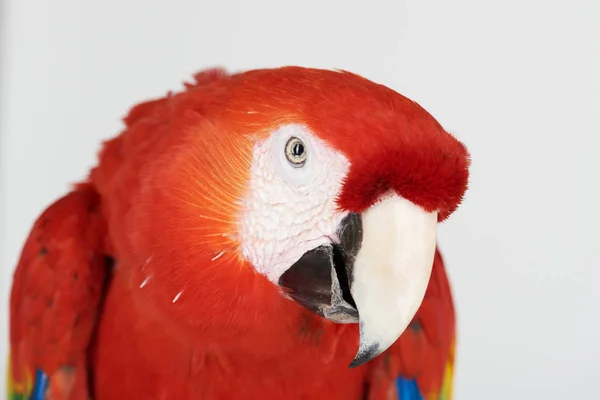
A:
[30, 369, 48, 400]
[395, 376, 424, 400]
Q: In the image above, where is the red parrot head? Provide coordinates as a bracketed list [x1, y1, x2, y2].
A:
[95, 67, 469, 367]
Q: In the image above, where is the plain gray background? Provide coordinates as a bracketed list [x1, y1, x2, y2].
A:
[1, 0, 599, 398]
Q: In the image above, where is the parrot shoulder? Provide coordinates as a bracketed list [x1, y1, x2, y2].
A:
[8, 183, 111, 400]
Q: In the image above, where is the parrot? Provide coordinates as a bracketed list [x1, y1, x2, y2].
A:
[7, 66, 470, 400]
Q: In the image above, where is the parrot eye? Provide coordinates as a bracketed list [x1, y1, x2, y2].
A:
[284, 137, 307, 167]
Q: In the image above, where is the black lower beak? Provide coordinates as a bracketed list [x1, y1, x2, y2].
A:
[278, 213, 363, 324]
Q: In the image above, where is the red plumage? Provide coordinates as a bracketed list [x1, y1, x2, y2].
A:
[9, 67, 468, 399]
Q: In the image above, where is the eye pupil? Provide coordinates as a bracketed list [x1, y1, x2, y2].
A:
[292, 143, 304, 156]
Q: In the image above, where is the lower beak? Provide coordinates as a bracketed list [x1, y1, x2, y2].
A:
[279, 195, 438, 367]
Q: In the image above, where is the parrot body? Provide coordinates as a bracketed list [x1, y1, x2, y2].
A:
[8, 67, 468, 400]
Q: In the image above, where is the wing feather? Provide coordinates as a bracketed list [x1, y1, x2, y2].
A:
[8, 184, 110, 400]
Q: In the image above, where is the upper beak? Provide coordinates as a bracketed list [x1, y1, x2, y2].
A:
[279, 194, 438, 367]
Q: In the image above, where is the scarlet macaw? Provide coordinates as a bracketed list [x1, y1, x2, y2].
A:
[8, 66, 469, 399]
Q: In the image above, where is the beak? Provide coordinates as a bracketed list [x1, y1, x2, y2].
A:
[279, 195, 438, 367]
[348, 195, 437, 367]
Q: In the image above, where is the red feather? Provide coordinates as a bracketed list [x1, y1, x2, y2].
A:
[10, 67, 466, 399]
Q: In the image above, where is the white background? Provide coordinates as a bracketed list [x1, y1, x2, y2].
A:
[1, 0, 599, 398]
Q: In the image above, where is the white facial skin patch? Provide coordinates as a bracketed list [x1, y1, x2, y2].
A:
[239, 124, 350, 283]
